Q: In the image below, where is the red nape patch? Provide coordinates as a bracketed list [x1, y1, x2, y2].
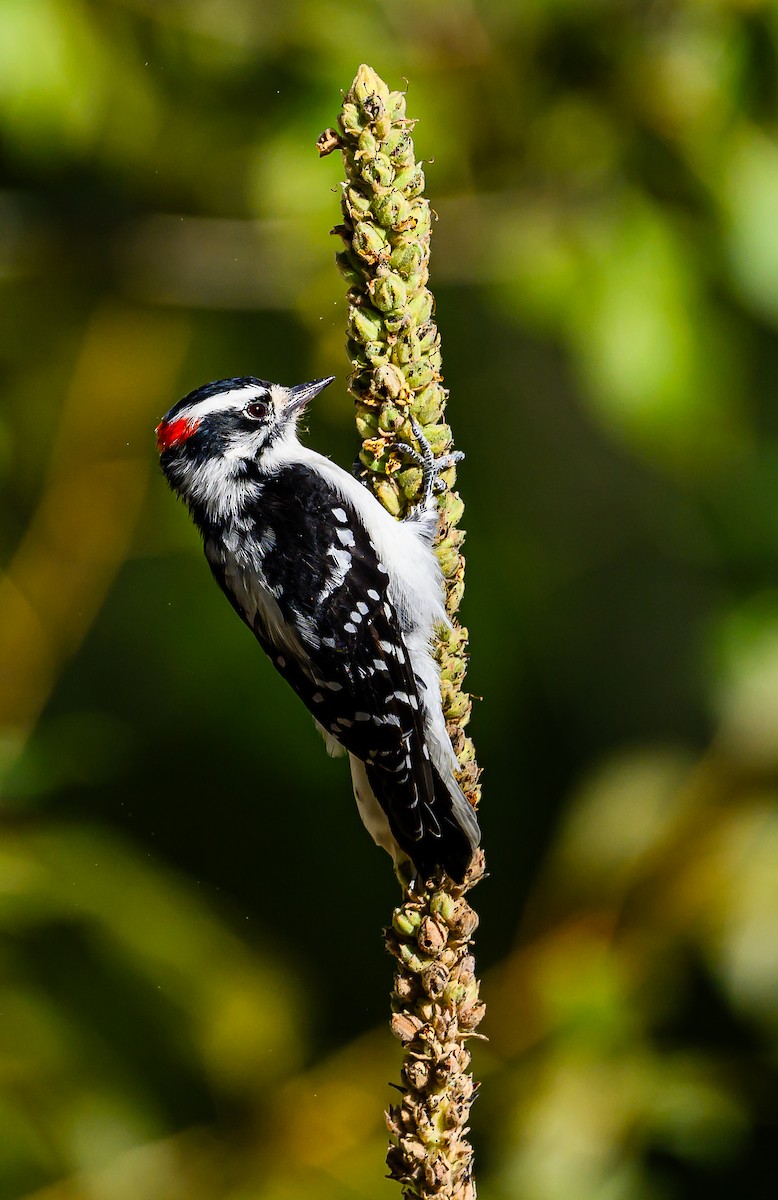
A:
[156, 416, 200, 453]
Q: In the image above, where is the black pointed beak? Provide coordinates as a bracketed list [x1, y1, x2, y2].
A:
[284, 376, 335, 417]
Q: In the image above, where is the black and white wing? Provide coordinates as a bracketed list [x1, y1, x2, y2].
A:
[207, 464, 476, 881]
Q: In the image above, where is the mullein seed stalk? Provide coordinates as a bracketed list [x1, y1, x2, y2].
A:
[318, 65, 485, 1200]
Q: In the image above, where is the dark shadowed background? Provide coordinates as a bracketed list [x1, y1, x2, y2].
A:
[1, 2, 777, 1197]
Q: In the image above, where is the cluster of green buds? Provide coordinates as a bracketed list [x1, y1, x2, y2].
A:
[319, 64, 486, 1200]
[317, 62, 481, 814]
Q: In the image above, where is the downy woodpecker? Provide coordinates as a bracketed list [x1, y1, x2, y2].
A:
[156, 375, 480, 882]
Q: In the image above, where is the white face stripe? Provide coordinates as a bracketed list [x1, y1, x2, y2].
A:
[175, 383, 268, 423]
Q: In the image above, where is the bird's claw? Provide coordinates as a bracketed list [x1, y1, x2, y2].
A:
[394, 416, 464, 506]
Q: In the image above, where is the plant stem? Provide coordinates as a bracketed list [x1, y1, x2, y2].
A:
[318, 64, 485, 1199]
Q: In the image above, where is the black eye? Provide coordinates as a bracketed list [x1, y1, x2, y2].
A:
[245, 400, 268, 420]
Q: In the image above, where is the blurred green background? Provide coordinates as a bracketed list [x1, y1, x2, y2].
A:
[1, 1, 777, 1197]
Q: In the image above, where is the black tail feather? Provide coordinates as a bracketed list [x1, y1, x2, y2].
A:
[367, 759, 479, 884]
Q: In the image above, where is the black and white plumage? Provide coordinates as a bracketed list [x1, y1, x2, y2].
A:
[156, 375, 480, 882]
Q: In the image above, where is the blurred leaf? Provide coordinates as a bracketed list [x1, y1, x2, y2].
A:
[724, 125, 778, 325]
[551, 749, 694, 895]
[0, 0, 107, 158]
[692, 803, 778, 1028]
[713, 592, 778, 768]
[567, 197, 742, 473]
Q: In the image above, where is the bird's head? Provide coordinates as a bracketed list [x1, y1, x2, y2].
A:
[156, 375, 334, 509]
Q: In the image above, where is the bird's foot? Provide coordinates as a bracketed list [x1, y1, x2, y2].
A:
[393, 416, 464, 508]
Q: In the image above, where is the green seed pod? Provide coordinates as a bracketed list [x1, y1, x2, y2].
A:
[448, 576, 465, 611]
[404, 347, 441, 385]
[413, 384, 443, 425]
[422, 422, 452, 454]
[383, 126, 412, 161]
[339, 102, 362, 136]
[383, 312, 407, 335]
[388, 240, 424, 278]
[443, 683, 470, 718]
[393, 907, 422, 936]
[439, 677, 455, 711]
[365, 340, 388, 363]
[404, 198, 431, 237]
[396, 466, 422, 499]
[352, 220, 388, 262]
[442, 980, 468, 1008]
[347, 304, 383, 344]
[411, 265, 430, 294]
[372, 189, 411, 228]
[441, 492, 464, 528]
[352, 63, 390, 111]
[387, 90, 407, 120]
[459, 974, 482, 1007]
[371, 272, 407, 313]
[381, 126, 404, 156]
[341, 148, 358, 178]
[404, 357, 438, 390]
[361, 153, 394, 189]
[398, 942, 429, 973]
[394, 162, 426, 196]
[359, 448, 383, 473]
[418, 324, 439, 355]
[375, 478, 404, 517]
[358, 127, 378, 158]
[406, 289, 433, 324]
[439, 661, 456, 684]
[391, 329, 420, 365]
[389, 131, 414, 166]
[378, 404, 404, 433]
[440, 652, 467, 686]
[427, 345, 443, 373]
[345, 186, 372, 219]
[405, 166, 427, 199]
[355, 407, 379, 439]
[430, 891, 457, 923]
